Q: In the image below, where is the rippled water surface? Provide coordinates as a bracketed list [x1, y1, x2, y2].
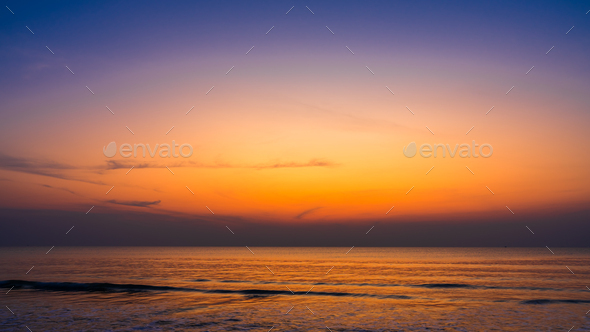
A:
[1, 247, 589, 331]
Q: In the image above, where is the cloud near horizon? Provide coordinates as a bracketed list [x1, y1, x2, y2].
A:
[295, 207, 323, 219]
[1, 206, 589, 247]
[105, 158, 338, 170]
[106, 199, 162, 208]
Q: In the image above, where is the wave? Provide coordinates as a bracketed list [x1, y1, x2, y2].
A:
[4, 280, 583, 304]
[187, 279, 567, 292]
[521, 299, 590, 305]
[0, 280, 193, 293]
[0, 280, 412, 300]
[416, 283, 472, 288]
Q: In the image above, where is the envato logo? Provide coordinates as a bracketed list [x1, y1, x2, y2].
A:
[103, 141, 193, 158]
[403, 140, 493, 158]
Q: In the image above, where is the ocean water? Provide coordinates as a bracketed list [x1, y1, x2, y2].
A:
[1, 247, 589, 331]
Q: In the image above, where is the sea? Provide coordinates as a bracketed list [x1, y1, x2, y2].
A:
[1, 247, 589, 331]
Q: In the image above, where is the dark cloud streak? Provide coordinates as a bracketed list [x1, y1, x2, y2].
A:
[102, 159, 338, 170]
[295, 207, 323, 219]
[41, 184, 78, 196]
[106, 200, 161, 208]
[0, 153, 105, 185]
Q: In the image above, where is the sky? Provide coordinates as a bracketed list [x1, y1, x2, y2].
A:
[0, 0, 589, 246]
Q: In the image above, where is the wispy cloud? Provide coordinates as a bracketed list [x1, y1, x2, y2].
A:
[0, 153, 75, 170]
[104, 158, 339, 170]
[292, 101, 408, 133]
[0, 153, 338, 188]
[41, 184, 78, 196]
[0, 153, 105, 185]
[254, 159, 337, 170]
[295, 207, 323, 219]
[104, 160, 155, 170]
[106, 199, 161, 208]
